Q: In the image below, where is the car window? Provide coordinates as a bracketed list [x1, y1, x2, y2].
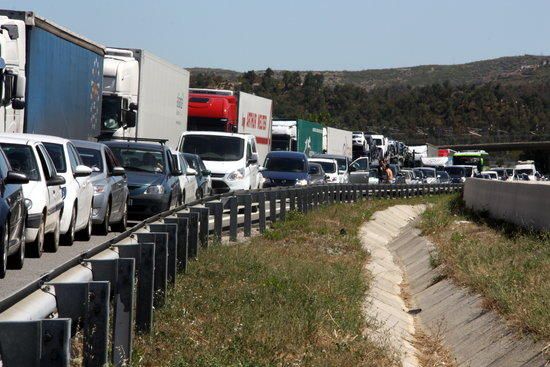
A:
[76, 147, 104, 173]
[110, 147, 166, 174]
[171, 154, 181, 171]
[67, 143, 82, 171]
[251, 139, 257, 153]
[185, 156, 197, 170]
[198, 158, 207, 172]
[246, 142, 253, 160]
[308, 165, 320, 174]
[43, 143, 67, 173]
[1, 143, 41, 181]
[178, 155, 188, 171]
[36, 144, 57, 180]
[352, 158, 369, 171]
[105, 148, 120, 173]
[0, 150, 10, 179]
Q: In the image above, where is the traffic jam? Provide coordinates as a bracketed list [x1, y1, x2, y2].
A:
[0, 10, 545, 278]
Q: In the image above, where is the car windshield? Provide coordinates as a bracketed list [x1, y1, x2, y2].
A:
[1, 144, 40, 181]
[308, 165, 320, 174]
[351, 158, 369, 171]
[76, 147, 103, 173]
[515, 169, 534, 175]
[110, 147, 165, 174]
[374, 139, 382, 145]
[181, 135, 244, 161]
[437, 172, 450, 179]
[265, 156, 306, 172]
[43, 143, 67, 173]
[444, 167, 464, 177]
[313, 161, 336, 173]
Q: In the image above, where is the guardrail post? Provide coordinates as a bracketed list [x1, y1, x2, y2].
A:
[148, 224, 177, 286]
[225, 196, 238, 241]
[164, 216, 188, 273]
[0, 318, 71, 367]
[89, 258, 136, 366]
[236, 194, 252, 237]
[279, 190, 286, 220]
[204, 202, 223, 241]
[268, 190, 277, 223]
[304, 187, 310, 213]
[177, 212, 199, 258]
[289, 188, 296, 211]
[52, 281, 110, 367]
[256, 191, 266, 233]
[117, 242, 155, 334]
[137, 233, 168, 308]
[190, 207, 210, 248]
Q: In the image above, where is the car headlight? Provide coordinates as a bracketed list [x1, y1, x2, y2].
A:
[263, 177, 272, 184]
[94, 185, 105, 194]
[144, 185, 165, 195]
[461, 177, 466, 182]
[226, 168, 245, 181]
[24, 198, 32, 210]
[295, 179, 308, 186]
[61, 187, 67, 200]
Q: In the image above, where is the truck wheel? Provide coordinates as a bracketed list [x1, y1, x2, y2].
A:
[27, 217, 44, 257]
[94, 203, 110, 236]
[62, 207, 76, 246]
[112, 201, 127, 233]
[0, 226, 9, 278]
[45, 220, 60, 252]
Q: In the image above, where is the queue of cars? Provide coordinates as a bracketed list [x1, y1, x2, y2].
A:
[0, 134, 214, 279]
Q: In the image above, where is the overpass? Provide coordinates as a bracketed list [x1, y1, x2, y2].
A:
[438, 140, 550, 152]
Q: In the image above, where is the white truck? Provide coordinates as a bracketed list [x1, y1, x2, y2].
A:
[236, 92, 272, 165]
[101, 47, 190, 147]
[323, 127, 353, 158]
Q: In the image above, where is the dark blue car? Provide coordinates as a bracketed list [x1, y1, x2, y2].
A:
[261, 151, 310, 188]
[103, 140, 182, 218]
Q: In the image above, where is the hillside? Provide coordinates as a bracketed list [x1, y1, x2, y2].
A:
[188, 55, 550, 90]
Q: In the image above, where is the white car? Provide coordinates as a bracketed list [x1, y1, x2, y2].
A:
[481, 170, 499, 180]
[309, 158, 339, 183]
[513, 160, 539, 181]
[171, 150, 199, 204]
[178, 132, 260, 194]
[0, 136, 65, 257]
[9, 134, 94, 245]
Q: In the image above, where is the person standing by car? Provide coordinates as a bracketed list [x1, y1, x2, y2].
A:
[385, 164, 394, 183]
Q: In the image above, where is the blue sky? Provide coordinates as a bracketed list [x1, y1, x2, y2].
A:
[3, 0, 549, 71]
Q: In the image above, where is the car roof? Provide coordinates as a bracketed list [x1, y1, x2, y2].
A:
[102, 140, 165, 151]
[309, 158, 337, 164]
[312, 153, 347, 160]
[0, 135, 42, 146]
[3, 133, 70, 144]
[267, 151, 307, 159]
[72, 139, 105, 150]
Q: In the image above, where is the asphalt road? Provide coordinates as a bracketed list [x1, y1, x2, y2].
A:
[0, 229, 125, 301]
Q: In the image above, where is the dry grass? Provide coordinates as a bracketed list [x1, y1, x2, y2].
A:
[132, 196, 439, 366]
[419, 194, 550, 342]
[413, 325, 457, 367]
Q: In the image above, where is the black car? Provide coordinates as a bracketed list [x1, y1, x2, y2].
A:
[103, 139, 181, 218]
[0, 148, 29, 278]
[182, 153, 212, 199]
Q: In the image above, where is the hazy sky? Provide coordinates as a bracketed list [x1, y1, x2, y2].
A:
[3, 0, 549, 71]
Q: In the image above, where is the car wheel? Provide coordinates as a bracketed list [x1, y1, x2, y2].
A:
[9, 223, 25, 270]
[45, 218, 60, 253]
[112, 200, 127, 233]
[27, 217, 44, 257]
[62, 207, 76, 246]
[0, 226, 9, 278]
[94, 203, 110, 236]
[77, 209, 93, 241]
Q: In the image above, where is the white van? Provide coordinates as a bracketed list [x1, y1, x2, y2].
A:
[178, 132, 260, 194]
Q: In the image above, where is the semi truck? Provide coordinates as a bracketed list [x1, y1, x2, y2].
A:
[187, 89, 273, 163]
[0, 10, 104, 140]
[323, 127, 352, 158]
[271, 119, 323, 157]
[101, 47, 190, 147]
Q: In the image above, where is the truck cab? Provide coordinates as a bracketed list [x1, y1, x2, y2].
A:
[271, 121, 297, 151]
[101, 48, 139, 136]
[187, 89, 237, 132]
[178, 131, 260, 194]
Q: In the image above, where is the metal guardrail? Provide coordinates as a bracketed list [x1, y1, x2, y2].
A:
[0, 183, 463, 367]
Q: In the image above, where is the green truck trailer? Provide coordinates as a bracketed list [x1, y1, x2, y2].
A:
[271, 119, 323, 157]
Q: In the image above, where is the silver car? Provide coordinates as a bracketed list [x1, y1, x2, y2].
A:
[73, 140, 129, 234]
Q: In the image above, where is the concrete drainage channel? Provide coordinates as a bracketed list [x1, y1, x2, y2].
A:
[361, 205, 547, 367]
[0, 183, 462, 367]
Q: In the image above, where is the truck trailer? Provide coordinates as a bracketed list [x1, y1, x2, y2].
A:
[0, 10, 104, 140]
[271, 119, 323, 157]
[101, 47, 190, 147]
[187, 89, 273, 163]
[323, 127, 353, 158]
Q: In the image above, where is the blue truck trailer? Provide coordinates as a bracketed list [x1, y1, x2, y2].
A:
[0, 10, 104, 140]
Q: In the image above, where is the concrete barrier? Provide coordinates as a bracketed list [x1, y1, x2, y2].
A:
[463, 179, 550, 231]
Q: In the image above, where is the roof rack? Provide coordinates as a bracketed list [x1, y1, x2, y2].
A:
[96, 136, 168, 145]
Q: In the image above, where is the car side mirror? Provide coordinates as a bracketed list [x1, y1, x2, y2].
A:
[259, 166, 266, 172]
[5, 171, 29, 184]
[122, 110, 136, 128]
[349, 165, 357, 172]
[111, 166, 126, 176]
[247, 157, 258, 166]
[74, 165, 92, 177]
[186, 168, 197, 176]
[172, 169, 183, 176]
[11, 99, 25, 110]
[129, 102, 138, 111]
[202, 169, 211, 176]
[46, 175, 66, 186]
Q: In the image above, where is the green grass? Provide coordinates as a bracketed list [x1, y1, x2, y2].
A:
[133, 197, 437, 366]
[419, 194, 550, 341]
